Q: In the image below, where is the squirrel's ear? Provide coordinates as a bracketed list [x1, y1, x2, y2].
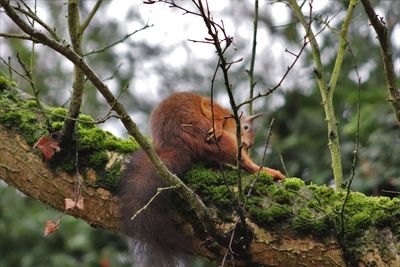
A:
[244, 112, 267, 122]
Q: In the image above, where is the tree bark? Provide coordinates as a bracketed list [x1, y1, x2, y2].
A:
[0, 124, 349, 266]
[2, 123, 398, 267]
[0, 125, 121, 232]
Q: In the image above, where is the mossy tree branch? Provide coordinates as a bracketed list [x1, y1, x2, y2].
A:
[0, 123, 347, 267]
[360, 0, 400, 124]
[0, 0, 218, 244]
[0, 84, 399, 266]
[289, 0, 357, 188]
[1, 117, 399, 266]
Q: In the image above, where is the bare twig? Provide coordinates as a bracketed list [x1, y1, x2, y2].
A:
[12, 3, 60, 41]
[221, 118, 275, 266]
[83, 24, 152, 56]
[279, 154, 289, 178]
[238, 37, 308, 109]
[0, 32, 37, 41]
[131, 185, 179, 221]
[360, 0, 400, 124]
[80, 0, 103, 34]
[0, 56, 33, 84]
[7, 56, 12, 80]
[247, 0, 259, 115]
[340, 43, 362, 239]
[15, 53, 52, 132]
[194, 0, 245, 202]
[245, 118, 275, 202]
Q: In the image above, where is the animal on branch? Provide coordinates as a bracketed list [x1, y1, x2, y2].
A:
[119, 92, 285, 267]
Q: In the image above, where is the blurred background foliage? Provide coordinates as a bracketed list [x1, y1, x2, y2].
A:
[0, 0, 399, 266]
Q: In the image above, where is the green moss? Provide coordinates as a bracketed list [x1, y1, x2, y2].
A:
[103, 133, 139, 153]
[51, 121, 64, 131]
[267, 185, 292, 204]
[283, 178, 305, 191]
[292, 207, 332, 236]
[97, 161, 122, 191]
[0, 76, 17, 91]
[48, 107, 68, 122]
[88, 151, 109, 170]
[21, 99, 40, 108]
[209, 185, 232, 208]
[249, 205, 291, 225]
[0, 106, 47, 144]
[0, 83, 140, 190]
[78, 114, 95, 128]
[77, 128, 106, 150]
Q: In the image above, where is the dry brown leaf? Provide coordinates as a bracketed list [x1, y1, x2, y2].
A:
[75, 197, 84, 210]
[65, 197, 84, 211]
[34, 135, 60, 161]
[64, 198, 76, 210]
[44, 219, 60, 237]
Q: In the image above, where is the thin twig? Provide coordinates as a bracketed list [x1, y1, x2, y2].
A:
[83, 24, 152, 56]
[288, 0, 348, 188]
[80, 0, 103, 34]
[12, 3, 60, 41]
[238, 37, 308, 109]
[194, 0, 244, 203]
[248, 0, 259, 115]
[340, 41, 362, 239]
[0, 56, 34, 84]
[279, 154, 289, 178]
[130, 186, 178, 221]
[16, 53, 52, 132]
[245, 118, 275, 203]
[0, 32, 37, 41]
[360, 0, 400, 123]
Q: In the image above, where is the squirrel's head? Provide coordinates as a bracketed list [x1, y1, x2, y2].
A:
[240, 112, 266, 149]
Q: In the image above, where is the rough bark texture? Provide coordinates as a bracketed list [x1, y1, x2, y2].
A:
[0, 125, 121, 232]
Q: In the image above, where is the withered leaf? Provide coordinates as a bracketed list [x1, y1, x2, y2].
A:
[34, 136, 60, 161]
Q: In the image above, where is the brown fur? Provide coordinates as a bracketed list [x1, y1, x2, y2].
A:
[120, 92, 284, 267]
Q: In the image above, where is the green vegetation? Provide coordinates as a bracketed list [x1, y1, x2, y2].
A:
[184, 164, 400, 264]
[0, 78, 139, 190]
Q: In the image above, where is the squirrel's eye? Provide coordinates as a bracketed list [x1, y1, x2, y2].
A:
[243, 124, 249, 130]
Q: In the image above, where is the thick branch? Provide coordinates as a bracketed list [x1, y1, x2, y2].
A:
[0, 125, 121, 232]
[0, 125, 347, 266]
[2, 123, 399, 266]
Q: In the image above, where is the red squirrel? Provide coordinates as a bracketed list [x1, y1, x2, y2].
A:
[119, 92, 285, 267]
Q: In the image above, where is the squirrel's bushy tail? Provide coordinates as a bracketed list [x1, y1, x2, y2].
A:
[119, 149, 194, 267]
